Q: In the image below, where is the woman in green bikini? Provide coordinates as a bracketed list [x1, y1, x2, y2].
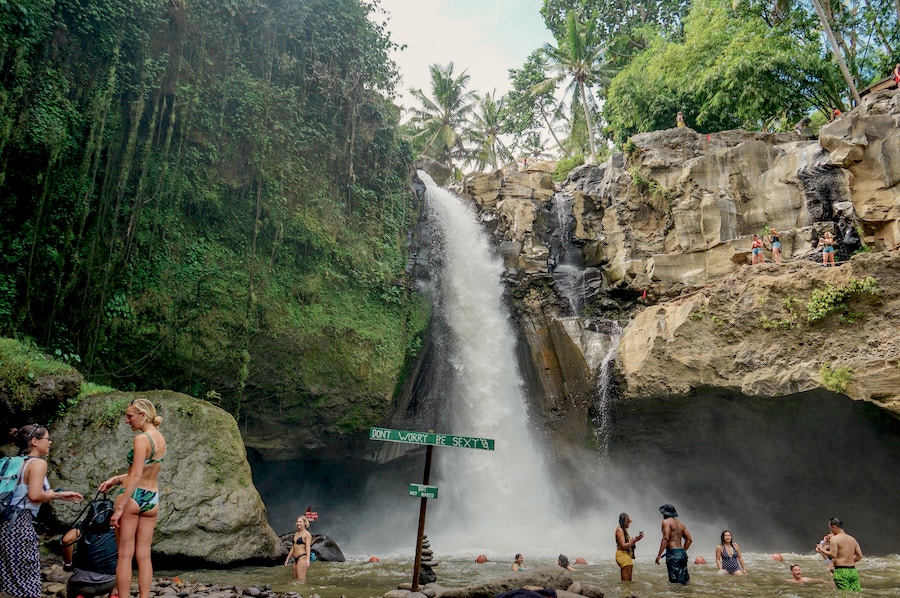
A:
[99, 398, 166, 598]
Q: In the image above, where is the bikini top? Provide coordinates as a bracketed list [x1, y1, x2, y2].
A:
[771, 234, 780, 243]
[126, 432, 165, 466]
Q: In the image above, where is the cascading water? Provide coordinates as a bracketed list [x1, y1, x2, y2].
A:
[549, 193, 585, 314]
[591, 321, 622, 471]
[416, 171, 565, 552]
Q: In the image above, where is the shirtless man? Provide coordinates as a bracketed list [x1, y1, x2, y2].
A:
[786, 564, 829, 585]
[654, 504, 692, 585]
[815, 517, 862, 591]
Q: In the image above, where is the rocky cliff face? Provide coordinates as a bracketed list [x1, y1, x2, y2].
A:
[457, 89, 900, 427]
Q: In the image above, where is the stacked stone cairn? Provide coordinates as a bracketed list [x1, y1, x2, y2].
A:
[418, 535, 438, 585]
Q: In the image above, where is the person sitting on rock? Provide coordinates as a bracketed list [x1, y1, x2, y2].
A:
[62, 496, 118, 598]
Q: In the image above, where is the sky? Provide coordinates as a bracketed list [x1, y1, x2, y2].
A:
[374, 0, 555, 117]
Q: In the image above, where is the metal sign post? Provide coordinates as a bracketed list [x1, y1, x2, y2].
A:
[369, 427, 495, 591]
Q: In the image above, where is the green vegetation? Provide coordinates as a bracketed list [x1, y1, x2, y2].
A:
[759, 296, 802, 330]
[806, 277, 880, 323]
[0, 0, 425, 437]
[819, 363, 852, 394]
[629, 167, 674, 206]
[0, 338, 78, 408]
[553, 154, 586, 181]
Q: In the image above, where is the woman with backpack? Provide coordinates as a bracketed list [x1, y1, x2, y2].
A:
[0, 424, 83, 598]
[98, 398, 166, 598]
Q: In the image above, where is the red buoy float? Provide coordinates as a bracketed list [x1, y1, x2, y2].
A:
[772, 553, 784, 562]
[475, 554, 489, 563]
[693, 556, 707, 565]
[368, 556, 380, 563]
[574, 557, 587, 565]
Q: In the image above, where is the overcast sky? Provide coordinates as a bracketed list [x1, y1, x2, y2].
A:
[375, 0, 555, 116]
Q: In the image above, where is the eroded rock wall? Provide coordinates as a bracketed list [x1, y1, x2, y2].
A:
[459, 90, 900, 423]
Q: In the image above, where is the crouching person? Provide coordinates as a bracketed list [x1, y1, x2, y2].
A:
[62, 498, 117, 598]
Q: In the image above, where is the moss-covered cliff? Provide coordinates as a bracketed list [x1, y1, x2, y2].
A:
[0, 0, 426, 455]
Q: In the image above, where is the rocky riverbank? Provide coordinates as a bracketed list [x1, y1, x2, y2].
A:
[38, 564, 612, 598]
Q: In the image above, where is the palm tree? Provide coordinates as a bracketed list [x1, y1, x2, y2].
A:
[408, 62, 476, 172]
[534, 11, 610, 163]
[467, 91, 514, 172]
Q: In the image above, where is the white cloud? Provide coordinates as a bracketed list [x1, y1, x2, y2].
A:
[375, 0, 553, 117]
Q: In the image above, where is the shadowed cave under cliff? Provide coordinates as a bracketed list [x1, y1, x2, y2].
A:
[249, 389, 899, 556]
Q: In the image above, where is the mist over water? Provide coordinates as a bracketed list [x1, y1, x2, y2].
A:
[250, 175, 900, 564]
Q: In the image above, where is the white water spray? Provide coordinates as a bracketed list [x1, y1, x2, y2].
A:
[417, 172, 566, 553]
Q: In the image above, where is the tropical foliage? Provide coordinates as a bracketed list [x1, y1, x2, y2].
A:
[0, 0, 426, 439]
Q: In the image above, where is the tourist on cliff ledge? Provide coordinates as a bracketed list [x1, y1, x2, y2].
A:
[751, 234, 765, 264]
[818, 232, 836, 266]
[768, 228, 783, 264]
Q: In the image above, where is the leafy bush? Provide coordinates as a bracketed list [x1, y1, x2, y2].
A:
[819, 363, 852, 393]
[806, 277, 880, 323]
[553, 154, 585, 181]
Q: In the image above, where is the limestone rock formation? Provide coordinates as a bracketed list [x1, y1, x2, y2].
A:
[618, 251, 900, 415]
[48, 391, 282, 564]
[456, 89, 900, 423]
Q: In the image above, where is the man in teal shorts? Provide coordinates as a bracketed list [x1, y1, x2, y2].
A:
[815, 517, 862, 591]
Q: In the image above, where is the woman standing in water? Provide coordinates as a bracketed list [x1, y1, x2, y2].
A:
[99, 398, 166, 598]
[715, 530, 748, 575]
[0, 424, 83, 598]
[284, 515, 314, 581]
[614, 513, 645, 581]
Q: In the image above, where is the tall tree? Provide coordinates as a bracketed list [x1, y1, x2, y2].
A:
[535, 11, 610, 163]
[808, 0, 862, 104]
[467, 91, 513, 172]
[504, 50, 569, 156]
[408, 62, 476, 172]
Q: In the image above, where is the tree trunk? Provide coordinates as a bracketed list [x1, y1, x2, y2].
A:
[809, 0, 861, 105]
[579, 80, 598, 163]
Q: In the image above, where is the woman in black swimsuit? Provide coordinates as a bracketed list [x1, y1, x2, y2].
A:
[284, 515, 313, 581]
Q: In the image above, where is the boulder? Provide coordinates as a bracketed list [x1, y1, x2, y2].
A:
[48, 391, 282, 564]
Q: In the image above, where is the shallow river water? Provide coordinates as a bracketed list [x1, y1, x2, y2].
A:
[160, 551, 900, 597]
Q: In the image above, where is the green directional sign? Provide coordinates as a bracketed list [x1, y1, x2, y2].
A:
[408, 483, 438, 499]
[369, 427, 495, 450]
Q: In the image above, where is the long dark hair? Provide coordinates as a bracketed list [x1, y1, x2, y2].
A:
[720, 530, 734, 546]
[619, 512, 631, 544]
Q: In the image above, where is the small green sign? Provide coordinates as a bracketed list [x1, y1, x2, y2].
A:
[408, 483, 438, 499]
[369, 427, 495, 450]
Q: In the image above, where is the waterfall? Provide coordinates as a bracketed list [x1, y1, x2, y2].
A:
[417, 171, 566, 553]
[592, 321, 622, 471]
